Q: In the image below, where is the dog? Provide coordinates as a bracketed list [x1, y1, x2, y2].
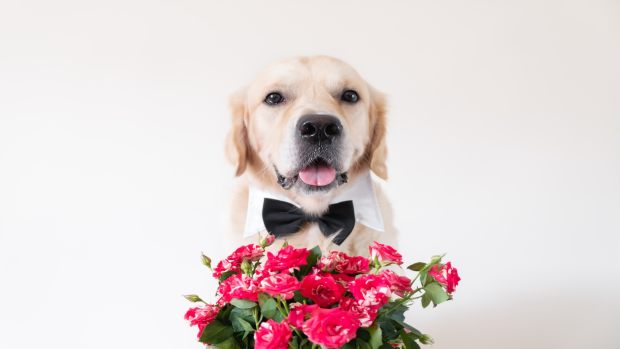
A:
[225, 56, 396, 256]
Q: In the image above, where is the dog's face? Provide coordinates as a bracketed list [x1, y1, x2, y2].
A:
[226, 56, 387, 208]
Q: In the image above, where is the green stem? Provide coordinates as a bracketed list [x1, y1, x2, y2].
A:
[282, 297, 290, 313]
[275, 297, 289, 317]
[252, 307, 261, 330]
[379, 293, 415, 318]
[293, 328, 304, 340]
[410, 272, 422, 286]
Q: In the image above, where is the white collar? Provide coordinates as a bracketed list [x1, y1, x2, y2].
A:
[242, 171, 385, 238]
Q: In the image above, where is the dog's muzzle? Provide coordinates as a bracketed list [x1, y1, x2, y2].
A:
[274, 114, 348, 191]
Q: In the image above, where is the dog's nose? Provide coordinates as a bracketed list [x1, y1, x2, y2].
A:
[297, 114, 342, 143]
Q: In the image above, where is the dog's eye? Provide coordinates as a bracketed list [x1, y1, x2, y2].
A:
[341, 90, 359, 103]
[264, 92, 284, 105]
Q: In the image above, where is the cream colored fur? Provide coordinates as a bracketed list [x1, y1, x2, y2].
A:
[224, 56, 396, 256]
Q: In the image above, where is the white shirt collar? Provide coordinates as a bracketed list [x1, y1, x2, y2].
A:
[242, 171, 385, 238]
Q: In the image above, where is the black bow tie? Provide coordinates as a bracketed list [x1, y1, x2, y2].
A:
[262, 198, 356, 245]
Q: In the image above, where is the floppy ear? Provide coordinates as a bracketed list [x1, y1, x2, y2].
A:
[225, 88, 250, 176]
[367, 85, 388, 180]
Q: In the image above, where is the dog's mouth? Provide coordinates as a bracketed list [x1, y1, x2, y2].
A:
[299, 158, 337, 186]
[275, 158, 348, 191]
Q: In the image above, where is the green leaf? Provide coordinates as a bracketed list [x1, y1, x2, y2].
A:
[230, 298, 257, 309]
[231, 315, 254, 334]
[239, 318, 254, 338]
[357, 339, 372, 349]
[368, 324, 382, 349]
[407, 262, 426, 272]
[292, 290, 304, 303]
[299, 246, 322, 276]
[257, 293, 285, 322]
[258, 293, 271, 306]
[400, 331, 421, 349]
[356, 328, 371, 342]
[216, 304, 233, 321]
[421, 293, 431, 308]
[199, 320, 234, 344]
[215, 337, 241, 349]
[230, 306, 255, 320]
[400, 323, 422, 339]
[387, 304, 407, 323]
[377, 318, 399, 341]
[260, 297, 278, 319]
[307, 245, 322, 266]
[230, 307, 255, 330]
[420, 272, 427, 286]
[390, 319, 404, 332]
[219, 270, 236, 283]
[290, 336, 299, 349]
[341, 340, 356, 349]
[271, 311, 284, 322]
[424, 282, 449, 306]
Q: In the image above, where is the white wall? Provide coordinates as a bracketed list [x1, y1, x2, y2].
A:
[1, 1, 619, 348]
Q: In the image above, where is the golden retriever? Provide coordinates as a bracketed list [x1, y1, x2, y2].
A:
[225, 56, 395, 256]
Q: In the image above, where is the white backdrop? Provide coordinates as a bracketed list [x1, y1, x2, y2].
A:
[1, 1, 619, 348]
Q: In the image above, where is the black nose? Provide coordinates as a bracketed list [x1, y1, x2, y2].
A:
[297, 114, 342, 143]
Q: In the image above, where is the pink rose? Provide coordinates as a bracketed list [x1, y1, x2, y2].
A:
[429, 262, 461, 293]
[380, 270, 413, 297]
[316, 252, 340, 272]
[317, 251, 370, 274]
[254, 319, 292, 349]
[369, 241, 403, 265]
[213, 258, 239, 278]
[260, 234, 276, 248]
[338, 297, 378, 327]
[338, 255, 371, 274]
[299, 274, 345, 307]
[348, 274, 392, 308]
[287, 303, 319, 328]
[213, 244, 264, 277]
[263, 245, 309, 273]
[327, 272, 355, 287]
[233, 244, 265, 261]
[302, 308, 360, 348]
[184, 304, 219, 340]
[259, 273, 300, 299]
[217, 274, 259, 303]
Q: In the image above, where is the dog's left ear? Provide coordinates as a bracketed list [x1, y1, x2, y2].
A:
[367, 85, 388, 180]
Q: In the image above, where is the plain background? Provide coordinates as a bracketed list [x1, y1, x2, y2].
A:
[1, 1, 619, 348]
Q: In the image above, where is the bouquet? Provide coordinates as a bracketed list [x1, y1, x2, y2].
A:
[184, 236, 460, 349]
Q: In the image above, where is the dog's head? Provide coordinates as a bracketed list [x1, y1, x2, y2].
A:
[226, 56, 387, 212]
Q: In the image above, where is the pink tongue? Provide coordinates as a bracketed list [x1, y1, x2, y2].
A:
[299, 165, 336, 186]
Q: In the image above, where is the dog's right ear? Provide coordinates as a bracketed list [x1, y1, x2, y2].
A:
[225, 88, 250, 176]
[367, 85, 388, 180]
